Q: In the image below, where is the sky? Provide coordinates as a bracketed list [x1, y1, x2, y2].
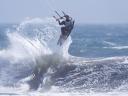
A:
[0, 0, 128, 24]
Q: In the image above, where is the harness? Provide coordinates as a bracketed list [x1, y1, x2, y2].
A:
[64, 20, 74, 31]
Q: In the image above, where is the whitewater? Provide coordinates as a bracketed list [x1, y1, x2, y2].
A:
[0, 18, 128, 96]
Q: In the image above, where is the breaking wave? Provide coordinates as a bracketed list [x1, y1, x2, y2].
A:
[0, 18, 72, 90]
[0, 18, 128, 96]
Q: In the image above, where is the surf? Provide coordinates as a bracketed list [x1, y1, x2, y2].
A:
[1, 18, 128, 96]
[0, 17, 72, 90]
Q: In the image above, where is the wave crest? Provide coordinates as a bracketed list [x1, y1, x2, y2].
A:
[0, 18, 72, 86]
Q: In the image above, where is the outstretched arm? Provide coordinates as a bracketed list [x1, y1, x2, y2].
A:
[53, 16, 65, 25]
[58, 20, 65, 25]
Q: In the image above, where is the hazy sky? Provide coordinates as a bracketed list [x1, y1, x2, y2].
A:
[1, 0, 128, 24]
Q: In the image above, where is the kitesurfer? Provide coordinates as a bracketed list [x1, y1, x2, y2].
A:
[53, 11, 75, 46]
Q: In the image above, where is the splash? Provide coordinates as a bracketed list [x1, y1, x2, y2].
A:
[0, 17, 72, 87]
[17, 17, 72, 57]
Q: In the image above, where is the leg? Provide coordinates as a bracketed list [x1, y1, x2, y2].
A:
[61, 27, 67, 35]
[57, 35, 63, 45]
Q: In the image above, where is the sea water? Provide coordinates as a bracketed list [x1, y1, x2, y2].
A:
[0, 18, 128, 96]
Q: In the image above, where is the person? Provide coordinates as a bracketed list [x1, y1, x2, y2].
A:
[55, 14, 75, 46]
[58, 15, 74, 36]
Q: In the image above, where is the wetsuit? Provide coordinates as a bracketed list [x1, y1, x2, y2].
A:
[58, 18, 74, 36]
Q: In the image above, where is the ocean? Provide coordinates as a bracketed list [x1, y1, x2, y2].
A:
[0, 18, 128, 96]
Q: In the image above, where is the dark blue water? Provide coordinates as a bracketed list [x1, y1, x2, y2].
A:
[70, 24, 128, 57]
[0, 24, 17, 49]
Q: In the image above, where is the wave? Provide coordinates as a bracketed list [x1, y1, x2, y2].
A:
[103, 41, 117, 46]
[0, 18, 72, 88]
[104, 46, 128, 50]
[1, 18, 128, 95]
[111, 46, 128, 50]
